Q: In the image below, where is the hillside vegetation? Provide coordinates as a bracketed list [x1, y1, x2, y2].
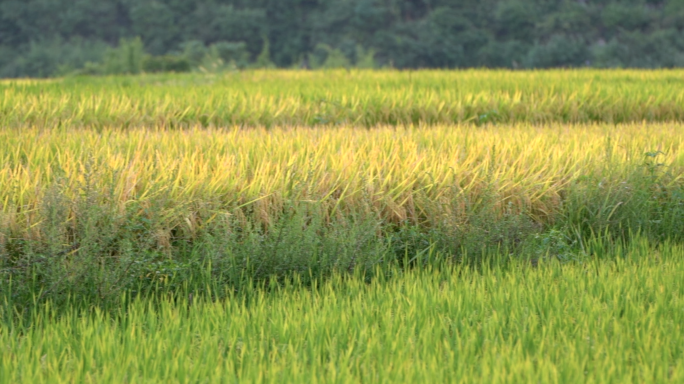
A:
[2, 0, 684, 77]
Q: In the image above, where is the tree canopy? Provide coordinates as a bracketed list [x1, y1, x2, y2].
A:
[1, 0, 684, 77]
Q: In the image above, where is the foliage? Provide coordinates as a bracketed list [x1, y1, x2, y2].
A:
[253, 36, 275, 69]
[211, 41, 250, 69]
[142, 55, 191, 74]
[101, 37, 145, 75]
[0, 37, 109, 78]
[308, 43, 351, 69]
[2, 1, 684, 77]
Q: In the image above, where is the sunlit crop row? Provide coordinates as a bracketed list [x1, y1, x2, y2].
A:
[1, 124, 681, 242]
[2, 70, 684, 128]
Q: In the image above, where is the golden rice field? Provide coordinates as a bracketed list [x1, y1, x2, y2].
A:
[1, 70, 684, 383]
[1, 123, 682, 237]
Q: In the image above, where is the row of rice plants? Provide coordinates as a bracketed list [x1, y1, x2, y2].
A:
[2, 238, 683, 383]
[1, 123, 680, 230]
[2, 70, 684, 128]
[1, 123, 681, 309]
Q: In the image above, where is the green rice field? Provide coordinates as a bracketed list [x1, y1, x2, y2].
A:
[1, 70, 683, 382]
[3, 240, 683, 383]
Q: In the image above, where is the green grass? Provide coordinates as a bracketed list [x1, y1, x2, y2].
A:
[2, 238, 683, 383]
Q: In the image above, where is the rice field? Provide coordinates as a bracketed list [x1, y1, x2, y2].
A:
[2, 240, 683, 383]
[2, 122, 681, 225]
[1, 70, 684, 383]
[2, 69, 684, 128]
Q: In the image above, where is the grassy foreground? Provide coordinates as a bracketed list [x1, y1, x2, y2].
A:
[3, 70, 684, 128]
[2, 239, 683, 383]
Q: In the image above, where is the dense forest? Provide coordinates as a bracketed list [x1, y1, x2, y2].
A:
[1, 0, 684, 77]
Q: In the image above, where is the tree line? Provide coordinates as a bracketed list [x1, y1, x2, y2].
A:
[1, 0, 683, 77]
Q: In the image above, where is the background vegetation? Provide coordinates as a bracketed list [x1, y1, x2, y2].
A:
[2, 0, 684, 77]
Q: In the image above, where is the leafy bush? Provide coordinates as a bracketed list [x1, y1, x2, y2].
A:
[101, 37, 145, 75]
[212, 41, 250, 69]
[142, 55, 191, 73]
[308, 43, 351, 69]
